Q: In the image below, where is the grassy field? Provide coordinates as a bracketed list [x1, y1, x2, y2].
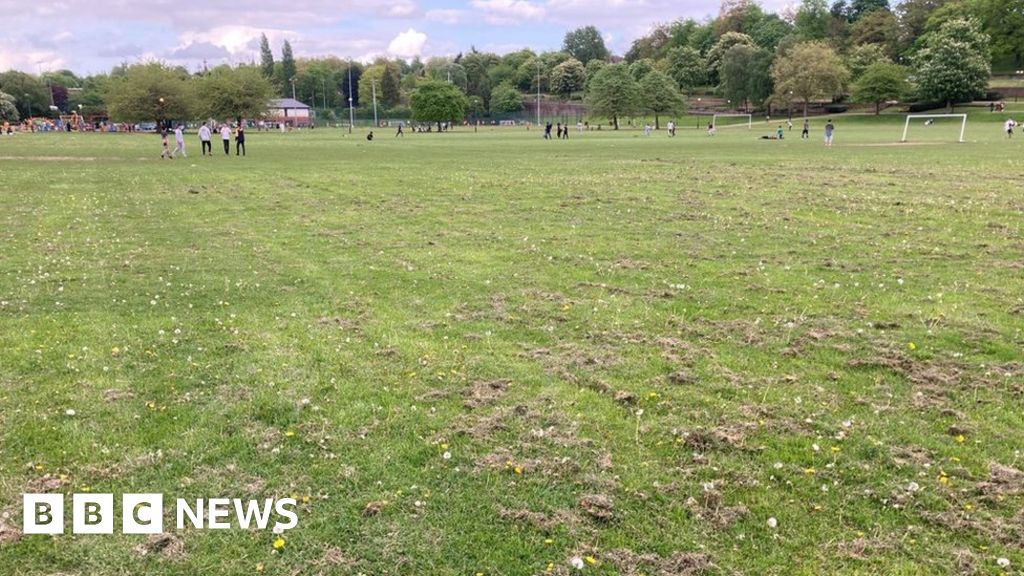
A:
[0, 111, 1022, 576]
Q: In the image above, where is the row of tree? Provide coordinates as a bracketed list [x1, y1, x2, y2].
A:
[0, 0, 1007, 126]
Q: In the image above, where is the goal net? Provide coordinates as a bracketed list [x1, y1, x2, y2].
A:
[901, 114, 967, 143]
[711, 113, 752, 129]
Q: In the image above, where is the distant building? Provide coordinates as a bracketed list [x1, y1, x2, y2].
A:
[267, 98, 312, 127]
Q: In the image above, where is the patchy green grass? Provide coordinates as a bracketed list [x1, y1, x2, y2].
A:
[0, 114, 1022, 576]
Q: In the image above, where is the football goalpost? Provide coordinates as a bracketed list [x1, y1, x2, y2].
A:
[901, 114, 967, 143]
[712, 113, 752, 129]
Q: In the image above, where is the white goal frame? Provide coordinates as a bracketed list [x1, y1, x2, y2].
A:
[901, 114, 967, 143]
[711, 113, 752, 129]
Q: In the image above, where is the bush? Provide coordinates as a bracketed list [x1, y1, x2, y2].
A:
[824, 104, 848, 113]
[907, 101, 944, 113]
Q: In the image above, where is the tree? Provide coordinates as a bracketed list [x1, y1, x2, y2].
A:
[550, 58, 586, 98]
[771, 41, 849, 116]
[705, 32, 755, 83]
[850, 0, 889, 20]
[490, 82, 524, 113]
[410, 80, 468, 131]
[584, 59, 606, 90]
[639, 70, 684, 129]
[0, 91, 19, 122]
[852, 61, 910, 113]
[846, 43, 891, 79]
[103, 63, 194, 125]
[628, 59, 656, 81]
[585, 63, 639, 130]
[720, 45, 773, 111]
[974, 0, 1024, 67]
[660, 46, 706, 92]
[750, 13, 794, 50]
[914, 18, 990, 111]
[260, 34, 275, 79]
[280, 40, 297, 97]
[563, 26, 610, 65]
[849, 9, 899, 56]
[895, 0, 948, 53]
[0, 71, 49, 118]
[196, 65, 274, 122]
[716, 0, 766, 35]
[795, 0, 832, 39]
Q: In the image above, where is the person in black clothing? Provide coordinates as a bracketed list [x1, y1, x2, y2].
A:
[235, 124, 246, 156]
[544, 122, 552, 139]
[367, 131, 374, 141]
[396, 124, 404, 137]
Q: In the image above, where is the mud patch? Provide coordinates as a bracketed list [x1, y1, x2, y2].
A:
[0, 520, 22, 545]
[602, 548, 713, 576]
[135, 533, 185, 560]
[977, 463, 1024, 498]
[578, 494, 614, 521]
[497, 507, 580, 530]
[463, 379, 511, 409]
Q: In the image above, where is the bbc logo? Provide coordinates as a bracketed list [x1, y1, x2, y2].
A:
[24, 493, 165, 534]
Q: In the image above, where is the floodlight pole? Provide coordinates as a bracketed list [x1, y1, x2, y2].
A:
[347, 63, 354, 134]
[372, 80, 378, 128]
[321, 77, 326, 110]
[536, 59, 544, 126]
[290, 77, 296, 100]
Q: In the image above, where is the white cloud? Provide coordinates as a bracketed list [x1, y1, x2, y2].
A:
[470, 0, 546, 24]
[387, 28, 427, 58]
[425, 9, 464, 25]
[380, 0, 418, 18]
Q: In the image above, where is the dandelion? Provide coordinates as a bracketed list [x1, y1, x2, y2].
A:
[585, 556, 597, 565]
[442, 451, 452, 460]
[804, 468, 816, 475]
[513, 466, 523, 475]
[997, 558, 1011, 568]
[908, 342, 917, 351]
[907, 482, 920, 493]
[64, 409, 76, 416]
[285, 431, 295, 438]
[767, 517, 778, 529]
[570, 557, 585, 570]
[256, 562, 265, 572]
[544, 538, 554, 545]
[955, 434, 965, 444]
[272, 536, 285, 550]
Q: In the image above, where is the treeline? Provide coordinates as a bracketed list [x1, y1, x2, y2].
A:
[0, 0, 1016, 127]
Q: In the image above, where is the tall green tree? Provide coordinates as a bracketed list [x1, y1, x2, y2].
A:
[260, 34, 275, 78]
[585, 63, 639, 130]
[846, 43, 891, 79]
[0, 71, 49, 118]
[914, 18, 991, 111]
[103, 63, 194, 124]
[410, 80, 468, 131]
[974, 0, 1024, 67]
[280, 40, 297, 97]
[490, 82, 524, 113]
[795, 0, 832, 39]
[705, 32, 755, 83]
[720, 45, 773, 111]
[638, 70, 684, 129]
[895, 0, 948, 52]
[849, 0, 889, 20]
[196, 65, 274, 122]
[628, 59, 656, 82]
[550, 58, 586, 99]
[771, 41, 849, 116]
[659, 46, 706, 92]
[563, 26, 610, 64]
[849, 8, 899, 56]
[851, 61, 910, 113]
[0, 91, 19, 122]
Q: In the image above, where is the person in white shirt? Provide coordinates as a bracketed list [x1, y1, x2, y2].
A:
[198, 122, 212, 156]
[220, 124, 232, 155]
[171, 125, 186, 158]
[1005, 119, 1016, 138]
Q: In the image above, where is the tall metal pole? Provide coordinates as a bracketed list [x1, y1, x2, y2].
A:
[321, 77, 326, 109]
[536, 60, 541, 127]
[291, 77, 296, 100]
[347, 63, 354, 134]
[372, 81, 378, 128]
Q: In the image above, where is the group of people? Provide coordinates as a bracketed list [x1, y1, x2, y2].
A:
[160, 121, 246, 159]
[543, 122, 571, 140]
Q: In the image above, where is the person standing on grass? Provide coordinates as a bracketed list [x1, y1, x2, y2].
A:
[235, 123, 246, 156]
[160, 127, 172, 159]
[1005, 118, 1016, 138]
[824, 119, 835, 147]
[777, 125, 784, 140]
[171, 124, 187, 158]
[198, 122, 212, 156]
[396, 123, 404, 137]
[220, 123, 231, 155]
[544, 122, 552, 139]
[801, 119, 810, 139]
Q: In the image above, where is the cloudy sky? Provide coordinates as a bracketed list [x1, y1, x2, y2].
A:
[0, 0, 791, 75]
